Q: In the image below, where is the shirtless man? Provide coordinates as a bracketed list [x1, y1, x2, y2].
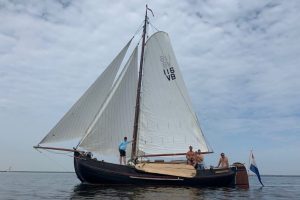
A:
[194, 149, 204, 170]
[186, 146, 195, 165]
[217, 152, 229, 168]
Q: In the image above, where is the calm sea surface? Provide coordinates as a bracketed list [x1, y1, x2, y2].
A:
[0, 172, 299, 200]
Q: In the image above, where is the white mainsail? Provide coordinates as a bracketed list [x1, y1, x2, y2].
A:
[137, 32, 211, 156]
[78, 46, 138, 156]
[39, 40, 132, 145]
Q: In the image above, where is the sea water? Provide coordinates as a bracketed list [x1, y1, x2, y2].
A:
[0, 172, 299, 200]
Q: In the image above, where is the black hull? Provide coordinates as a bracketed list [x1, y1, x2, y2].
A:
[74, 156, 238, 187]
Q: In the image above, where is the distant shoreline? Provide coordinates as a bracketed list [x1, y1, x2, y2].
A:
[0, 171, 299, 176]
[0, 171, 74, 173]
[260, 174, 300, 177]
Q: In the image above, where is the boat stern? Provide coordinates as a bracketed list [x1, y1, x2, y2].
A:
[232, 162, 249, 189]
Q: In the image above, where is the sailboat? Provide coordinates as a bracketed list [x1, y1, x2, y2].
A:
[34, 6, 249, 188]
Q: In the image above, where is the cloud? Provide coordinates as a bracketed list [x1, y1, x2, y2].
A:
[0, 0, 299, 174]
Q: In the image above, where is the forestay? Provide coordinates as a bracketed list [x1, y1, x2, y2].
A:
[78, 47, 138, 156]
[39, 40, 132, 145]
[137, 32, 211, 156]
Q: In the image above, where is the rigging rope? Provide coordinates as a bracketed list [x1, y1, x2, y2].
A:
[149, 22, 160, 32]
[134, 20, 145, 37]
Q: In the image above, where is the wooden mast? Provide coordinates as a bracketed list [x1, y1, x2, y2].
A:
[131, 5, 148, 160]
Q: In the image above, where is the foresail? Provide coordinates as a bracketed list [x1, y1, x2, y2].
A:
[138, 32, 211, 156]
[39, 40, 132, 145]
[78, 46, 138, 157]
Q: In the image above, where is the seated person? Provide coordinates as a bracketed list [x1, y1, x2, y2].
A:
[186, 146, 195, 165]
[194, 149, 205, 170]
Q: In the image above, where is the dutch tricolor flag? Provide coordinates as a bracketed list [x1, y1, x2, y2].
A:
[250, 151, 264, 186]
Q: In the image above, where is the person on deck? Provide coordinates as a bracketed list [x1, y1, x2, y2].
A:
[186, 146, 195, 165]
[194, 149, 205, 170]
[217, 152, 229, 168]
[119, 137, 132, 165]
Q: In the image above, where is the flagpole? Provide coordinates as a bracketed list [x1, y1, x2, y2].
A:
[249, 149, 253, 170]
[250, 149, 264, 187]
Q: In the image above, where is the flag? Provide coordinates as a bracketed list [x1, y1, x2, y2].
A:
[250, 151, 264, 186]
[146, 5, 154, 17]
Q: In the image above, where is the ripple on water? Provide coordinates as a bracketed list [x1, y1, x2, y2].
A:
[0, 173, 300, 200]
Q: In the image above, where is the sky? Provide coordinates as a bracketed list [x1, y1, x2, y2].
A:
[0, 0, 300, 175]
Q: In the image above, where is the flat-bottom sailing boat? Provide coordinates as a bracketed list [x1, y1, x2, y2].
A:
[34, 6, 249, 188]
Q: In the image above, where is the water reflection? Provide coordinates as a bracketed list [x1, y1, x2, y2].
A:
[70, 184, 250, 200]
[71, 184, 152, 199]
[71, 175, 292, 200]
[1, 173, 299, 200]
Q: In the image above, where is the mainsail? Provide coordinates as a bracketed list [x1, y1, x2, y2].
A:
[39, 40, 132, 145]
[137, 32, 211, 156]
[78, 47, 138, 156]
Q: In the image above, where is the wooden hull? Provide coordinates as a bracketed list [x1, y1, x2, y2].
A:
[74, 155, 239, 187]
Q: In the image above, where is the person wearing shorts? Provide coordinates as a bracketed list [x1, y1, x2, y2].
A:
[119, 136, 132, 165]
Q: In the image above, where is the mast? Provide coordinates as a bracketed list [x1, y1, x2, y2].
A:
[131, 5, 148, 159]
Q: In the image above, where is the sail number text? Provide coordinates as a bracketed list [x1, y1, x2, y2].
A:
[160, 56, 176, 81]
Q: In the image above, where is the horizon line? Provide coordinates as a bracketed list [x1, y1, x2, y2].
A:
[1, 171, 300, 176]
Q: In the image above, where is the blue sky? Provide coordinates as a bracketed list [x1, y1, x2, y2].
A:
[0, 0, 300, 175]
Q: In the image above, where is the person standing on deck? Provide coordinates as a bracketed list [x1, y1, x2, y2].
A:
[217, 152, 229, 168]
[194, 149, 205, 170]
[119, 137, 132, 165]
[186, 146, 195, 165]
